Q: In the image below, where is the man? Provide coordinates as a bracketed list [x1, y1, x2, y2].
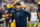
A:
[5, 4, 14, 27]
[2, 4, 14, 27]
[10, 2, 31, 27]
[37, 1, 40, 27]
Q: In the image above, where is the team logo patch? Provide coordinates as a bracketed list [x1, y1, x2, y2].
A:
[17, 13, 19, 15]
[10, 14, 12, 16]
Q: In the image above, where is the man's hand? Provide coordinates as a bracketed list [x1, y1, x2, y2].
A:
[27, 21, 30, 24]
[2, 15, 6, 18]
[2, 14, 9, 19]
[9, 20, 12, 23]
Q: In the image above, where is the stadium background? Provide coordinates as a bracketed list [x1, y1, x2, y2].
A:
[0, 0, 40, 27]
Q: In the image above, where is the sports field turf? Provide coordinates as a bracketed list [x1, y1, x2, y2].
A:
[27, 24, 38, 27]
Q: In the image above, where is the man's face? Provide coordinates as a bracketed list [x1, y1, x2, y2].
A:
[15, 5, 20, 9]
[0, 7, 2, 10]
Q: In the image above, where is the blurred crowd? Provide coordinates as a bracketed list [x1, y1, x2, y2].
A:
[0, 0, 39, 12]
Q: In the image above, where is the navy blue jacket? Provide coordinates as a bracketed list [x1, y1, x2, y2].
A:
[10, 8, 31, 27]
[37, 9, 40, 22]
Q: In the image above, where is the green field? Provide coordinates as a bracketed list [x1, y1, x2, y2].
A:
[27, 24, 38, 27]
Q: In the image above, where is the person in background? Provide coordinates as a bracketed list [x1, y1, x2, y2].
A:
[0, 6, 5, 24]
[0, 6, 4, 19]
[37, 1, 40, 27]
[22, 5, 26, 10]
[2, 3, 14, 27]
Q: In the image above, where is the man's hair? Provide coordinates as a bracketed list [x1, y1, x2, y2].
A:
[14, 2, 21, 6]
